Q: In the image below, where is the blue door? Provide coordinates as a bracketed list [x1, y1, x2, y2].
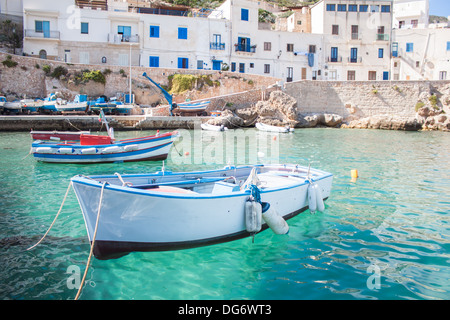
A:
[178, 57, 189, 69]
[383, 71, 389, 80]
[331, 47, 338, 62]
[350, 48, 358, 63]
[43, 21, 50, 38]
[212, 60, 222, 71]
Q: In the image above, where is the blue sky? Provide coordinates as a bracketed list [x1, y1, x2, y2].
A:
[429, 0, 450, 17]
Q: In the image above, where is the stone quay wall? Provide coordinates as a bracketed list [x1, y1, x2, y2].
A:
[285, 80, 450, 122]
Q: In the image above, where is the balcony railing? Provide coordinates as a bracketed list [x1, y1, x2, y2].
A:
[210, 42, 225, 50]
[108, 33, 139, 44]
[235, 43, 256, 53]
[24, 29, 60, 40]
[348, 56, 362, 63]
[327, 56, 342, 63]
[376, 33, 389, 41]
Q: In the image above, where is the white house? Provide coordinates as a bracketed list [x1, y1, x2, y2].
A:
[311, 0, 393, 81]
[392, 0, 429, 29]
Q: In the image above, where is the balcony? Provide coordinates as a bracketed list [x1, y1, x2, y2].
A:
[108, 33, 139, 44]
[348, 56, 362, 63]
[235, 43, 256, 53]
[327, 56, 342, 63]
[376, 33, 389, 41]
[24, 29, 60, 40]
[210, 42, 225, 50]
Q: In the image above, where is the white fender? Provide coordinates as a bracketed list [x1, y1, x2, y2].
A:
[262, 207, 289, 235]
[314, 184, 325, 212]
[308, 183, 317, 213]
[58, 148, 73, 154]
[81, 148, 96, 154]
[245, 200, 262, 233]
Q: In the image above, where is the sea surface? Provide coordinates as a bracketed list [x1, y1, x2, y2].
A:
[0, 128, 449, 300]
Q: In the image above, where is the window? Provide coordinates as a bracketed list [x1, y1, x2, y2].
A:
[406, 43, 414, 52]
[416, 61, 420, 68]
[447, 41, 450, 51]
[178, 57, 188, 69]
[392, 42, 398, 57]
[309, 45, 316, 53]
[249, 63, 254, 68]
[149, 56, 159, 67]
[347, 70, 356, 80]
[118, 26, 131, 36]
[239, 63, 245, 73]
[378, 48, 384, 58]
[287, 67, 293, 82]
[349, 5, 357, 12]
[81, 22, 89, 34]
[326, 4, 335, 11]
[264, 64, 270, 74]
[241, 8, 249, 21]
[150, 25, 160, 38]
[213, 60, 222, 71]
[370, 5, 379, 12]
[411, 19, 418, 28]
[287, 43, 294, 52]
[337, 4, 346, 12]
[178, 27, 188, 40]
[264, 42, 271, 51]
[332, 25, 339, 35]
[231, 62, 236, 72]
[368, 71, 376, 80]
[359, 5, 368, 12]
[381, 5, 390, 12]
[351, 25, 358, 39]
[383, 72, 389, 80]
[439, 71, 447, 80]
[35, 20, 43, 33]
[350, 48, 358, 63]
[197, 60, 203, 69]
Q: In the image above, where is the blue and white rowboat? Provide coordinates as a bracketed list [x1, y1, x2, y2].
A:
[176, 100, 210, 113]
[32, 131, 179, 163]
[71, 164, 333, 259]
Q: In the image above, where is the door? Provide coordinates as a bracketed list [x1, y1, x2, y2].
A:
[287, 67, 293, 82]
[178, 57, 189, 69]
[42, 21, 50, 38]
[64, 50, 71, 63]
[350, 48, 358, 63]
[331, 47, 338, 62]
[383, 71, 389, 80]
[301, 67, 307, 80]
[212, 60, 222, 71]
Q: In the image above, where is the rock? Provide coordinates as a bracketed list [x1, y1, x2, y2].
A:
[322, 113, 343, 127]
[341, 115, 422, 131]
[207, 109, 244, 128]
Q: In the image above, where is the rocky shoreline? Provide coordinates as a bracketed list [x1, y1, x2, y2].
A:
[207, 90, 450, 132]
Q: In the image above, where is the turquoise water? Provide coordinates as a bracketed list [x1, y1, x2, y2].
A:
[0, 128, 449, 300]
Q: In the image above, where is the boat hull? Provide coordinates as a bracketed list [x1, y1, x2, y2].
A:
[71, 165, 333, 259]
[256, 122, 292, 133]
[32, 132, 177, 163]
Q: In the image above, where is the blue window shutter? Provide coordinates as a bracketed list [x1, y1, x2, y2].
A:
[378, 48, 384, 58]
[447, 41, 450, 51]
[81, 22, 89, 34]
[150, 26, 159, 38]
[383, 71, 389, 80]
[149, 56, 159, 67]
[35, 20, 43, 32]
[406, 43, 413, 52]
[241, 8, 249, 21]
[178, 27, 187, 39]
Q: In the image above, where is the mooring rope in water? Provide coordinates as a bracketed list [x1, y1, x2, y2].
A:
[26, 181, 73, 251]
[75, 181, 106, 300]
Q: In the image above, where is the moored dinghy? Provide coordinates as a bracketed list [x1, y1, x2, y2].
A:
[256, 122, 294, 133]
[70, 163, 333, 259]
[200, 123, 229, 131]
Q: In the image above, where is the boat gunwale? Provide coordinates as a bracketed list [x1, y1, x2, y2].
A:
[70, 165, 333, 200]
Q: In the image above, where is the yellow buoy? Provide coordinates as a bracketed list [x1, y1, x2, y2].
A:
[351, 169, 358, 179]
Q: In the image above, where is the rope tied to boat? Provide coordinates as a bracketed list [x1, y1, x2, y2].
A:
[26, 181, 72, 251]
[247, 184, 261, 204]
[75, 181, 107, 300]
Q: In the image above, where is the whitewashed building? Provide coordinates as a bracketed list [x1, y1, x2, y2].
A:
[18, 0, 450, 81]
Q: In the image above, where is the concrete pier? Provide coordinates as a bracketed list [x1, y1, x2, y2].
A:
[0, 115, 212, 131]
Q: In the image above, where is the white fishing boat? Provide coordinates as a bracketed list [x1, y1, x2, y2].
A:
[70, 164, 333, 259]
[256, 122, 294, 133]
[201, 123, 229, 131]
[3, 100, 22, 114]
[55, 95, 88, 113]
[176, 100, 210, 113]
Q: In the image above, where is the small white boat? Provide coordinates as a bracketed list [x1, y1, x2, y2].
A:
[3, 101, 22, 114]
[21, 99, 43, 114]
[177, 100, 210, 113]
[201, 123, 229, 131]
[71, 164, 333, 259]
[256, 122, 294, 133]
